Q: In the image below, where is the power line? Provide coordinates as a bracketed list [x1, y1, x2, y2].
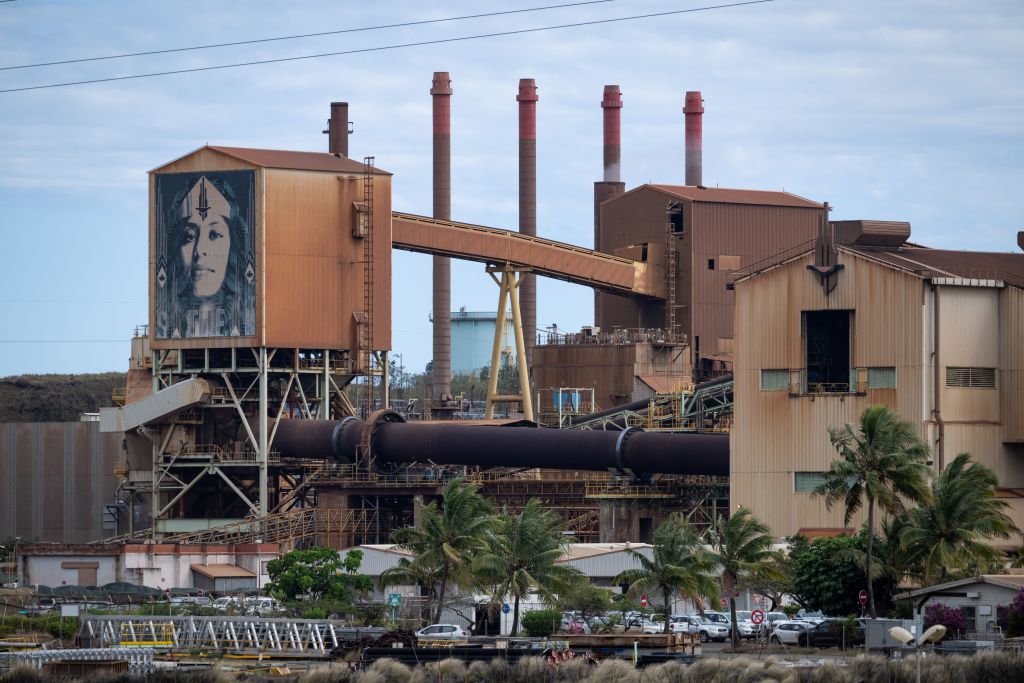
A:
[1, 0, 615, 71]
[0, 1, 776, 94]
[0, 340, 127, 343]
[0, 300, 145, 304]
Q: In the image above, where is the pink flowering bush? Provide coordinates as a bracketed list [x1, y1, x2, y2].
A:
[924, 602, 966, 639]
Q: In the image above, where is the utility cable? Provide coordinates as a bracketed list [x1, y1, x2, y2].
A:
[0, 1, 776, 93]
[1, 0, 616, 71]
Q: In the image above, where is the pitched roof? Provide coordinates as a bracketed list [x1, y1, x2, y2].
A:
[648, 184, 821, 209]
[209, 146, 391, 175]
[189, 563, 256, 579]
[893, 574, 1024, 601]
[851, 246, 1024, 288]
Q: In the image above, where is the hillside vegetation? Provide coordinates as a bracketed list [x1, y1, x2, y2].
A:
[0, 373, 125, 422]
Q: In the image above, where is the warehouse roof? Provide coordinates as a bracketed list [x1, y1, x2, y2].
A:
[853, 246, 1024, 288]
[152, 145, 391, 175]
[647, 184, 822, 209]
[190, 564, 256, 579]
[209, 146, 391, 175]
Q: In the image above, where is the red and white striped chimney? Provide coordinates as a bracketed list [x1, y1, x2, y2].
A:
[602, 85, 622, 182]
[684, 91, 704, 186]
[593, 86, 626, 328]
[431, 72, 453, 402]
[517, 78, 538, 366]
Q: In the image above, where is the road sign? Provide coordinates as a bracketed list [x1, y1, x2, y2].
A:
[386, 593, 402, 607]
[751, 609, 765, 625]
[502, 603, 510, 614]
[640, 594, 648, 607]
[720, 598, 728, 608]
[859, 590, 868, 606]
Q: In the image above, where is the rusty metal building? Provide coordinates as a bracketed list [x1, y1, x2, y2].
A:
[595, 184, 823, 377]
[0, 421, 122, 543]
[731, 221, 1024, 540]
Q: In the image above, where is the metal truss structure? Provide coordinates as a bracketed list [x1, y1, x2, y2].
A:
[121, 346, 365, 538]
[78, 615, 383, 657]
[0, 648, 155, 674]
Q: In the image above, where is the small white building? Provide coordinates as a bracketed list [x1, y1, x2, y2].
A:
[17, 542, 279, 591]
[894, 574, 1024, 638]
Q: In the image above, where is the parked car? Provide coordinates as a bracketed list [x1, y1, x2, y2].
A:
[170, 595, 212, 606]
[799, 620, 864, 648]
[795, 609, 826, 625]
[669, 615, 730, 643]
[244, 596, 282, 615]
[703, 611, 755, 639]
[623, 616, 662, 634]
[416, 624, 470, 640]
[212, 596, 242, 611]
[769, 620, 811, 645]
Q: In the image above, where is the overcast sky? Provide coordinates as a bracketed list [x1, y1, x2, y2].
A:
[0, 0, 1021, 377]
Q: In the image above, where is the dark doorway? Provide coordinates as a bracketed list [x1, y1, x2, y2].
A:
[639, 517, 654, 543]
[804, 310, 851, 392]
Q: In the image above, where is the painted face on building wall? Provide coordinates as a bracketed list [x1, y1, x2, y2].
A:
[179, 177, 232, 298]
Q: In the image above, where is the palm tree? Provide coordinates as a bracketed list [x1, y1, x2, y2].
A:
[813, 404, 931, 618]
[381, 477, 494, 622]
[614, 513, 719, 634]
[901, 453, 1021, 584]
[707, 507, 781, 647]
[475, 499, 583, 635]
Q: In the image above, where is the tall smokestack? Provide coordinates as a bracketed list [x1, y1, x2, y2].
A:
[325, 102, 349, 156]
[431, 72, 452, 402]
[517, 78, 538, 366]
[602, 85, 622, 182]
[594, 86, 626, 328]
[684, 91, 703, 186]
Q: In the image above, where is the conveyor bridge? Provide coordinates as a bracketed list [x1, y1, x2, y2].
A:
[391, 212, 665, 299]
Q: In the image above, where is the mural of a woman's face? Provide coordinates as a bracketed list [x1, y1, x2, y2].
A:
[179, 177, 232, 298]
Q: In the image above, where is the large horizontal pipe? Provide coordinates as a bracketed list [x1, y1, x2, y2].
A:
[274, 413, 727, 477]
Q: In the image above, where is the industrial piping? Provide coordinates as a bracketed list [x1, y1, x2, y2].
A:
[684, 91, 703, 186]
[431, 72, 453, 402]
[517, 78, 538, 366]
[273, 412, 728, 477]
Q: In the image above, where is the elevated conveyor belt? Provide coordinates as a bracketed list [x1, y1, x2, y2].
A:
[392, 212, 665, 299]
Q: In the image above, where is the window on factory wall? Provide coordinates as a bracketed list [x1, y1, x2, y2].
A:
[760, 369, 789, 391]
[707, 259, 716, 270]
[669, 205, 685, 234]
[867, 367, 896, 389]
[946, 367, 996, 388]
[803, 310, 853, 393]
[795, 472, 826, 493]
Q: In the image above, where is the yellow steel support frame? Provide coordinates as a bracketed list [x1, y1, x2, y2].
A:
[485, 265, 534, 421]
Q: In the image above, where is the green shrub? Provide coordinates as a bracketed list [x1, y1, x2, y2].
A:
[521, 608, 562, 637]
[303, 607, 328, 620]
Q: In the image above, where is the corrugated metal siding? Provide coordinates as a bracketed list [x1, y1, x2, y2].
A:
[732, 251, 928, 537]
[0, 422, 122, 543]
[1001, 286, 1024, 442]
[534, 344, 639, 408]
[560, 547, 652, 578]
[120, 378, 210, 431]
[264, 168, 391, 351]
[691, 203, 820, 364]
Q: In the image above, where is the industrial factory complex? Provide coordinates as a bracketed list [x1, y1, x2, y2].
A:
[2, 73, 1023, 591]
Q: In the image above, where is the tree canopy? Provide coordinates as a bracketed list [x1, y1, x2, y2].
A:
[265, 546, 371, 603]
[615, 513, 718, 633]
[901, 452, 1021, 583]
[814, 404, 931, 617]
